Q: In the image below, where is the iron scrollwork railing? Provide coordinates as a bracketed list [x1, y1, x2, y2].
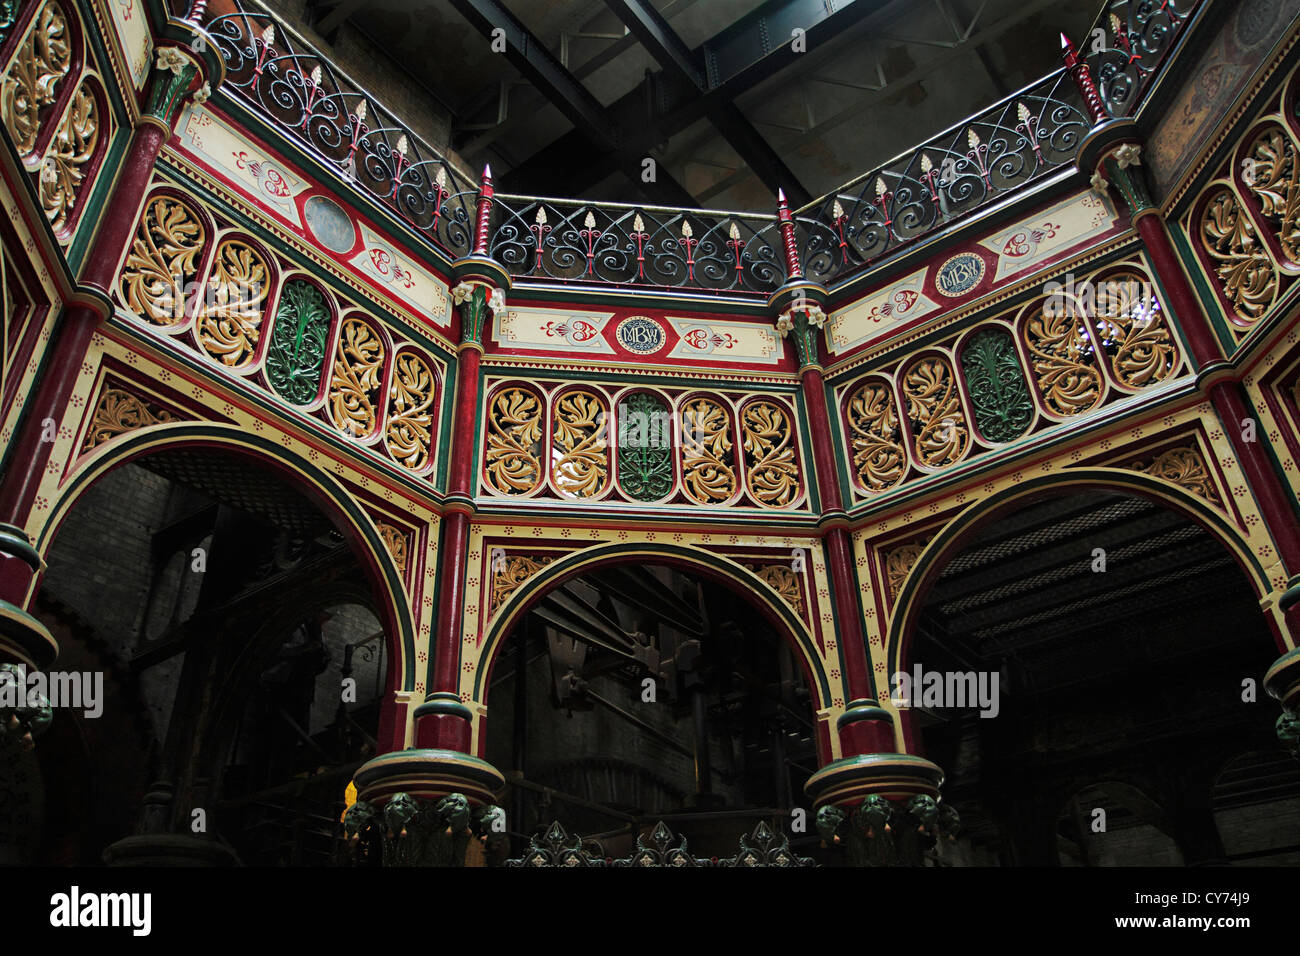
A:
[489, 196, 784, 294]
[792, 69, 1090, 286]
[188, 0, 1198, 295]
[202, 4, 478, 259]
[504, 819, 816, 867]
[1085, 0, 1198, 116]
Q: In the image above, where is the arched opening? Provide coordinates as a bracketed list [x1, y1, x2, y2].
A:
[22, 441, 397, 865]
[894, 486, 1281, 866]
[481, 554, 825, 863]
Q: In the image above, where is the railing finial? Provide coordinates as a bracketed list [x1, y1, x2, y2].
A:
[1060, 31, 1108, 126]
[776, 188, 803, 281]
[474, 164, 495, 256]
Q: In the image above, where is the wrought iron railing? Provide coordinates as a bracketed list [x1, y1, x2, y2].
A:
[489, 195, 783, 293]
[182, 0, 1201, 296]
[790, 69, 1089, 286]
[1086, 0, 1198, 116]
[201, 2, 480, 259]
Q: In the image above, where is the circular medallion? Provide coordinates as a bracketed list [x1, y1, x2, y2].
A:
[304, 194, 358, 254]
[934, 252, 986, 298]
[616, 315, 666, 354]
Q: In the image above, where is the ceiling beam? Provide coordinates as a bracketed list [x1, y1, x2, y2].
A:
[603, 0, 811, 204]
[443, 0, 698, 206]
[505, 0, 889, 200]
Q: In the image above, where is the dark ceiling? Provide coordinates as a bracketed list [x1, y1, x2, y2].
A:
[292, 0, 1104, 210]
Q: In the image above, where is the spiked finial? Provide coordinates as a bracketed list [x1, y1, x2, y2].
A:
[310, 65, 322, 86]
[354, 99, 367, 122]
[396, 135, 408, 157]
[1017, 101, 1030, 125]
[535, 207, 547, 226]
[584, 211, 596, 229]
[832, 199, 845, 220]
[436, 167, 448, 191]
[681, 220, 693, 239]
[875, 176, 888, 199]
[920, 152, 932, 174]
[967, 128, 981, 150]
[633, 213, 645, 233]
[260, 23, 275, 46]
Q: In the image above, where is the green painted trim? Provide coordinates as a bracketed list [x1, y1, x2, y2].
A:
[37, 422, 419, 691]
[474, 541, 828, 703]
[413, 697, 473, 721]
[0, 524, 42, 571]
[885, 468, 1273, 683]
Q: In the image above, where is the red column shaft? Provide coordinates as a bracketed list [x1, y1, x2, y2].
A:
[0, 123, 168, 604]
[799, 364, 876, 710]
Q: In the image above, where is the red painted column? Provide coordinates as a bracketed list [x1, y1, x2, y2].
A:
[415, 167, 499, 752]
[0, 122, 168, 604]
[775, 191, 892, 756]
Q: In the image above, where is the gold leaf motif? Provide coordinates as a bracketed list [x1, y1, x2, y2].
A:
[1134, 445, 1221, 506]
[1021, 305, 1104, 416]
[884, 543, 925, 600]
[485, 387, 543, 495]
[681, 396, 736, 504]
[551, 389, 608, 498]
[377, 523, 408, 571]
[1093, 270, 1178, 388]
[1199, 189, 1277, 323]
[0, 0, 71, 158]
[38, 82, 97, 236]
[385, 351, 435, 471]
[1246, 127, 1300, 263]
[490, 553, 554, 614]
[119, 196, 206, 325]
[741, 401, 800, 508]
[82, 387, 174, 451]
[847, 379, 906, 492]
[328, 316, 385, 438]
[750, 564, 804, 618]
[197, 238, 268, 367]
[901, 357, 969, 467]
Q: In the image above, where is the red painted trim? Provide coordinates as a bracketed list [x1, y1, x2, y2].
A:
[1135, 213, 1222, 369]
[825, 528, 873, 709]
[432, 510, 469, 696]
[799, 365, 844, 513]
[448, 347, 480, 498]
[1210, 380, 1300, 573]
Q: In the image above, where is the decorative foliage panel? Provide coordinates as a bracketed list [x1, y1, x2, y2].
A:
[1186, 64, 1300, 340]
[839, 257, 1184, 500]
[113, 185, 444, 478]
[480, 380, 806, 511]
[1, 0, 112, 244]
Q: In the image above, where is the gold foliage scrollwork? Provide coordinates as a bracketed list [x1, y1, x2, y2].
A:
[681, 396, 737, 504]
[1246, 127, 1300, 263]
[551, 389, 607, 498]
[741, 402, 801, 508]
[328, 316, 385, 438]
[197, 238, 268, 367]
[884, 543, 926, 601]
[1021, 305, 1104, 416]
[485, 387, 543, 495]
[119, 196, 206, 325]
[1, 0, 71, 157]
[377, 523, 408, 572]
[847, 379, 906, 492]
[1133, 445, 1221, 507]
[490, 553, 554, 615]
[38, 81, 97, 235]
[81, 387, 174, 451]
[385, 351, 435, 472]
[901, 357, 969, 468]
[1199, 189, 1277, 323]
[1093, 270, 1178, 388]
[750, 565, 804, 618]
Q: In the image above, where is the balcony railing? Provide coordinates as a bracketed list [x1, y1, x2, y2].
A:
[183, 0, 1201, 296]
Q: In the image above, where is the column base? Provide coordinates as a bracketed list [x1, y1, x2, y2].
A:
[102, 834, 240, 866]
[343, 749, 507, 866]
[805, 753, 958, 866]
